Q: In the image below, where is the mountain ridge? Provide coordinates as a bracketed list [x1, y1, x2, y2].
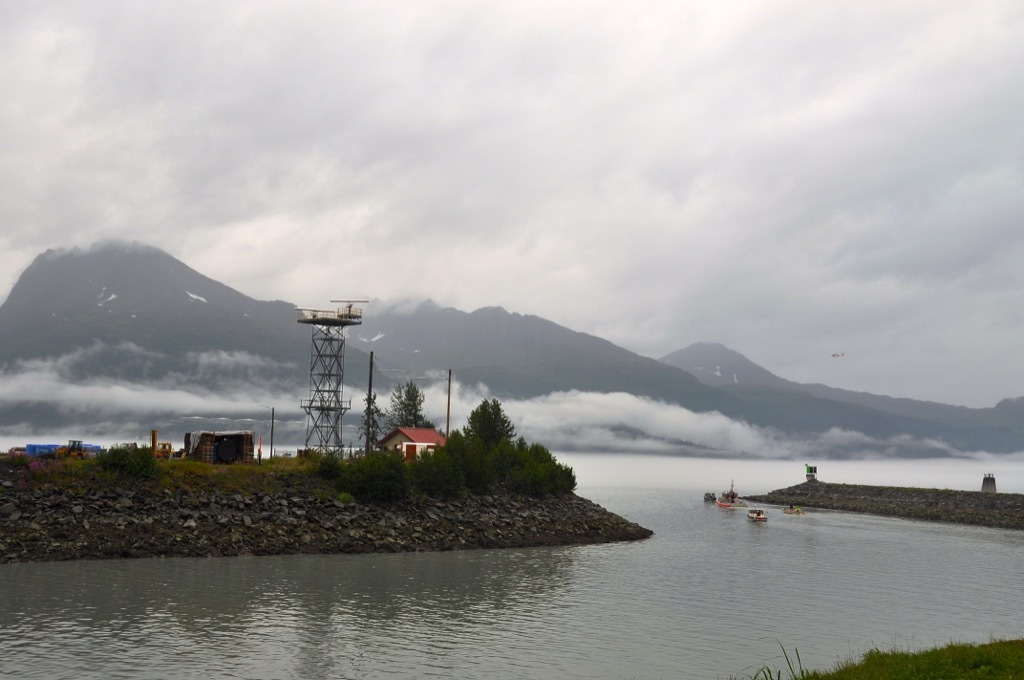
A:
[1, 242, 1022, 457]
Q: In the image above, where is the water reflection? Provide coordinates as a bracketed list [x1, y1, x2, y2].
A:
[0, 546, 577, 680]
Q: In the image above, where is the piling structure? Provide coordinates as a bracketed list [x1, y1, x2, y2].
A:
[982, 473, 997, 493]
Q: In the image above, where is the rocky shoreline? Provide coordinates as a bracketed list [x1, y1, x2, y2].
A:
[746, 480, 1024, 530]
[0, 482, 653, 563]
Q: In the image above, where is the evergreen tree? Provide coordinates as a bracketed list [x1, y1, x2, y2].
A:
[358, 392, 387, 452]
[386, 381, 436, 429]
[464, 398, 516, 451]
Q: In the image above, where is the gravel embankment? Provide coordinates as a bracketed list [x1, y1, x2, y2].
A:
[0, 481, 653, 563]
[746, 480, 1024, 530]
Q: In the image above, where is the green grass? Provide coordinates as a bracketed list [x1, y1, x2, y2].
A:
[733, 640, 1024, 680]
[0, 453, 333, 497]
[154, 456, 326, 495]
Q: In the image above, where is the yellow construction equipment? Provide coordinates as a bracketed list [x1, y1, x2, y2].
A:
[55, 440, 86, 459]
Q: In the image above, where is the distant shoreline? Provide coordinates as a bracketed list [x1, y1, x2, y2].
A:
[745, 480, 1024, 530]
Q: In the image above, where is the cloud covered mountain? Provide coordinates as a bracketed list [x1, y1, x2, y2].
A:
[1, 242, 1022, 459]
[662, 343, 1024, 456]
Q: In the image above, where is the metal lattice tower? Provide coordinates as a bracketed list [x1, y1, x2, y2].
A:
[296, 301, 365, 454]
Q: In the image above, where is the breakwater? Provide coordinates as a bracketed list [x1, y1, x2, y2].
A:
[0, 482, 653, 563]
[746, 480, 1024, 530]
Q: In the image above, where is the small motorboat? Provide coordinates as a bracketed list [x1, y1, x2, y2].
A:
[703, 492, 717, 502]
[782, 506, 805, 515]
[747, 508, 768, 522]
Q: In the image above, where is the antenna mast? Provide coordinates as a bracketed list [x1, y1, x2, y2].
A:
[296, 299, 367, 454]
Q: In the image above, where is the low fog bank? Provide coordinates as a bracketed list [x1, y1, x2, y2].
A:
[439, 383, 1023, 462]
[0, 357, 306, 452]
[2, 367, 1022, 462]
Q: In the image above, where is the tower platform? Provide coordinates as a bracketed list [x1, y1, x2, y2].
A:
[296, 301, 365, 454]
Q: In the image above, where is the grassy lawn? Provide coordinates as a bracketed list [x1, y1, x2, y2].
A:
[736, 640, 1024, 680]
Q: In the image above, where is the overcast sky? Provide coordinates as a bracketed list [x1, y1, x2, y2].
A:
[2, 1, 1023, 408]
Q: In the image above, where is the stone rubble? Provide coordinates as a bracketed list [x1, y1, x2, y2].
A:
[745, 480, 1024, 530]
[0, 483, 653, 563]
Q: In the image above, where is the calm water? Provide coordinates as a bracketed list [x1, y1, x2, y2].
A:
[2, 456, 1023, 679]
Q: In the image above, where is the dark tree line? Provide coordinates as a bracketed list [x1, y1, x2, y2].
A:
[340, 394, 575, 501]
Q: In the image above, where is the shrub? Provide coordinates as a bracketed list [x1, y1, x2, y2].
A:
[444, 430, 495, 494]
[96, 444, 158, 480]
[551, 461, 577, 494]
[505, 444, 576, 496]
[316, 452, 344, 480]
[433, 426, 576, 497]
[488, 438, 521, 481]
[409, 449, 465, 499]
[347, 451, 408, 502]
[7, 452, 31, 469]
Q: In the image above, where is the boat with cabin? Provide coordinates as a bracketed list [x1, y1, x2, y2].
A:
[747, 508, 768, 522]
[714, 481, 748, 509]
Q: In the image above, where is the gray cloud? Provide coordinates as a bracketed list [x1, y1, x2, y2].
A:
[1, 2, 1023, 407]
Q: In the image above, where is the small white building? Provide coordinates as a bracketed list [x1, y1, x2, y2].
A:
[378, 427, 447, 462]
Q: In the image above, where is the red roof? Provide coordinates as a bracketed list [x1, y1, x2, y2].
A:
[378, 427, 447, 447]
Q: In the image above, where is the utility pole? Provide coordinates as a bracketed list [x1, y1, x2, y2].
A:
[365, 351, 374, 455]
[269, 406, 275, 459]
[446, 368, 452, 438]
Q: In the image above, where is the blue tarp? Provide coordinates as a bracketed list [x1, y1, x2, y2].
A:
[25, 443, 103, 456]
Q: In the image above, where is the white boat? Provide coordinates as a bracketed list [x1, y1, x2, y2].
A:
[714, 481, 748, 509]
[747, 508, 767, 522]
